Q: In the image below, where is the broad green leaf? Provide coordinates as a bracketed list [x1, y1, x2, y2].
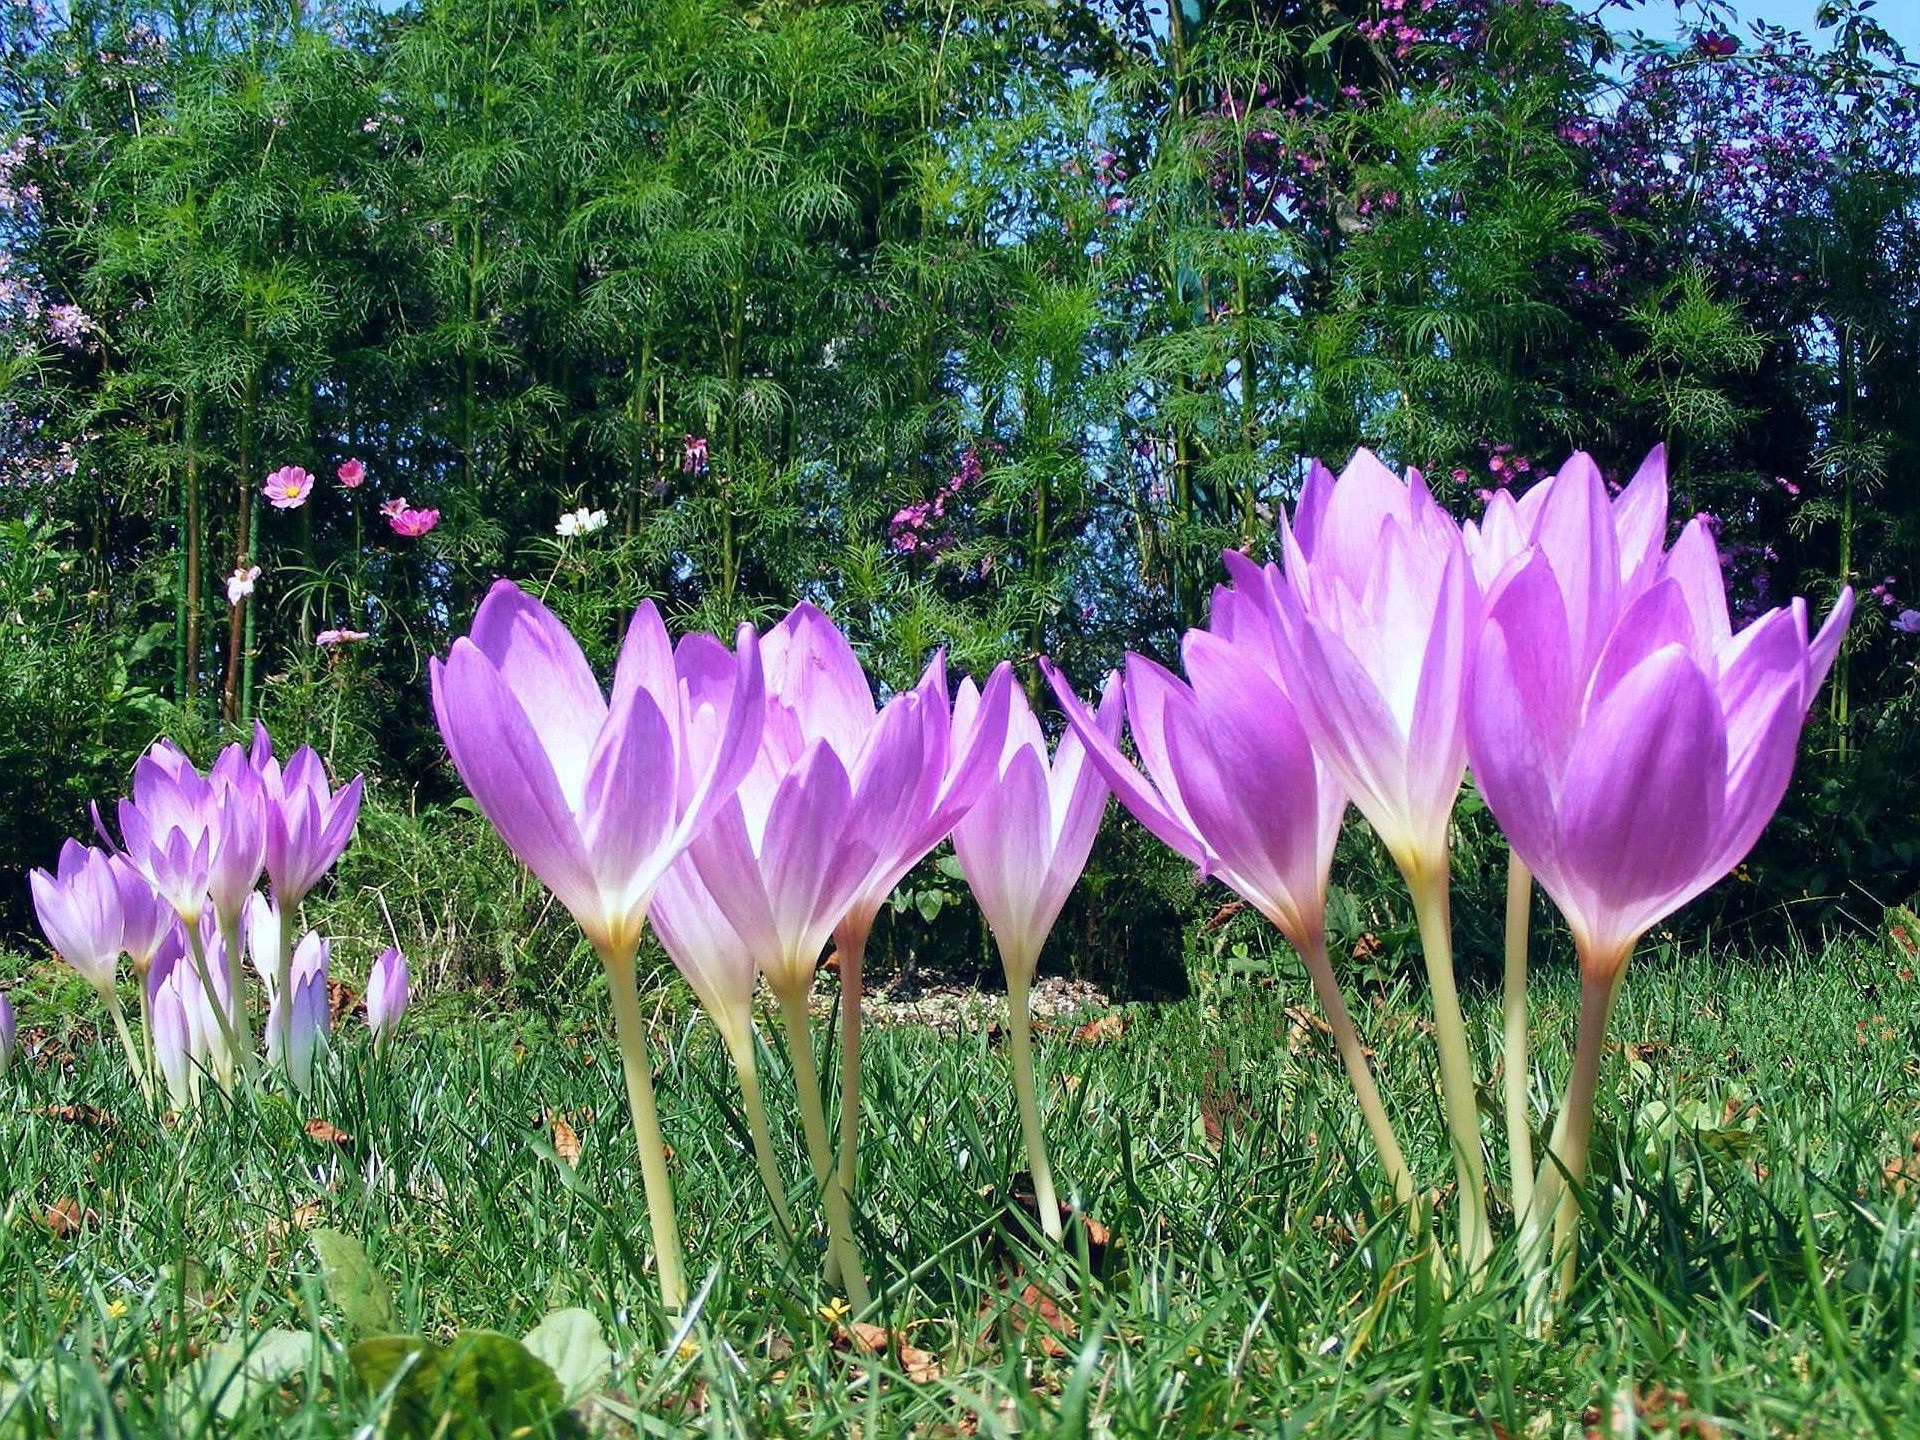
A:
[310, 1229, 397, 1339]
[174, 1327, 314, 1420]
[350, 1331, 574, 1440]
[522, 1308, 613, 1400]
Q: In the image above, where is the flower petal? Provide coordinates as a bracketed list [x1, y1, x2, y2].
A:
[468, 581, 608, 809]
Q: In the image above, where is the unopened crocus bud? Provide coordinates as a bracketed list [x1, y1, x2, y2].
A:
[269, 932, 329, 1095]
[366, 947, 409, 1046]
[152, 976, 196, 1109]
[0, 992, 15, 1076]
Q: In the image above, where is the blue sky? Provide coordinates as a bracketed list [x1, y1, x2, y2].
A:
[1618, 0, 1920, 54]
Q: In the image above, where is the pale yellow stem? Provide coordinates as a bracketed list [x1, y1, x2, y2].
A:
[832, 920, 869, 1205]
[601, 945, 687, 1317]
[1503, 854, 1536, 1228]
[775, 985, 871, 1311]
[725, 1032, 794, 1242]
[103, 984, 152, 1108]
[1005, 964, 1062, 1241]
[1403, 860, 1492, 1277]
[1296, 933, 1417, 1209]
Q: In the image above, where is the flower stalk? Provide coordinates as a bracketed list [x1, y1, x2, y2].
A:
[775, 984, 871, 1312]
[602, 944, 688, 1318]
[1503, 853, 1535, 1227]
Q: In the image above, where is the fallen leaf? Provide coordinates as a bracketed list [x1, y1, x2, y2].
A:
[265, 1200, 326, 1240]
[43, 1197, 100, 1236]
[550, 1113, 582, 1166]
[1069, 1013, 1126, 1046]
[326, 979, 362, 1027]
[1201, 900, 1246, 933]
[1350, 933, 1383, 961]
[897, 1338, 943, 1383]
[1007, 1283, 1073, 1359]
[303, 1119, 352, 1147]
[844, 1321, 889, 1355]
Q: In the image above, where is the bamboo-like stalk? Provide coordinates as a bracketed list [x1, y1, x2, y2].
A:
[1404, 861, 1492, 1277]
[1503, 854, 1536, 1228]
[600, 944, 688, 1317]
[775, 985, 871, 1311]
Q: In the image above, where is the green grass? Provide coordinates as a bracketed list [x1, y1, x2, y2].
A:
[2, 935, 1918, 1437]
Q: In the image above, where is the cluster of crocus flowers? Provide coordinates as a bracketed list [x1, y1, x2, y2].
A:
[434, 585, 1013, 1315]
[432, 444, 1846, 1319]
[27, 728, 368, 1106]
[1051, 446, 1849, 1298]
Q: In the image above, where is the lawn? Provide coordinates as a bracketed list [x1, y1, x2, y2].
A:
[4, 936, 1916, 1437]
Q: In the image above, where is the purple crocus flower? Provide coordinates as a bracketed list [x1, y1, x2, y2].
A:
[0, 992, 15, 1076]
[431, 579, 764, 1316]
[1468, 527, 1852, 1274]
[1043, 568, 1416, 1209]
[951, 676, 1117, 1238]
[247, 724, 364, 908]
[30, 839, 124, 992]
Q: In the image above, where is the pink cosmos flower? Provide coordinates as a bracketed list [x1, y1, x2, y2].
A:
[316, 629, 370, 647]
[379, 496, 408, 519]
[388, 506, 439, 538]
[263, 466, 314, 510]
[337, 458, 365, 488]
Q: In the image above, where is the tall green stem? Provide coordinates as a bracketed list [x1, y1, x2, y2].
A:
[725, 1034, 794, 1242]
[775, 986, 871, 1311]
[1503, 854, 1535, 1228]
[832, 918, 872, 1206]
[1404, 860, 1492, 1277]
[600, 945, 687, 1317]
[1296, 932, 1417, 1210]
[1525, 966, 1622, 1305]
[218, 913, 254, 1066]
[1005, 965, 1062, 1241]
[104, 985, 152, 1107]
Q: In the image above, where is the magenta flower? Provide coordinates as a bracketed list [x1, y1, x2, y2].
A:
[682, 434, 708, 474]
[431, 580, 764, 1314]
[952, 678, 1115, 990]
[1257, 448, 1491, 1264]
[266, 931, 329, 1095]
[263, 465, 315, 510]
[1470, 532, 1851, 1275]
[388, 505, 439, 537]
[379, 495, 408, 519]
[337, 457, 365, 488]
[366, 946, 410, 1046]
[952, 676, 1117, 1236]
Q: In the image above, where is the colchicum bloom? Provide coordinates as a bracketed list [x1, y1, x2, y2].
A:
[952, 677, 1116, 1237]
[263, 465, 315, 510]
[0, 991, 14, 1076]
[366, 946, 410, 1046]
[690, 602, 1011, 1299]
[31, 840, 150, 1097]
[1258, 450, 1491, 1268]
[337, 458, 365, 488]
[227, 565, 260, 605]
[432, 580, 764, 1314]
[1044, 573, 1417, 1210]
[1469, 520, 1852, 1280]
[267, 930, 330, 1096]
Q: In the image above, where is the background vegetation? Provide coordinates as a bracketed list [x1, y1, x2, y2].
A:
[3, 0, 1917, 994]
